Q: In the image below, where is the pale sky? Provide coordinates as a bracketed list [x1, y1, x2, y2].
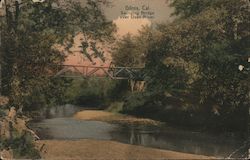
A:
[113, 15, 152, 36]
[103, 0, 173, 21]
[103, 0, 173, 35]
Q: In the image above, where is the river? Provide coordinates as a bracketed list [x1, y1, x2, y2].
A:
[28, 104, 247, 159]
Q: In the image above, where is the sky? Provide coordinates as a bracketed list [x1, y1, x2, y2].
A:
[104, 0, 173, 35]
[65, 0, 174, 66]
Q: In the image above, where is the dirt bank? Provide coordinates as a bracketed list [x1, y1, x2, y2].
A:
[37, 139, 214, 159]
[74, 110, 161, 125]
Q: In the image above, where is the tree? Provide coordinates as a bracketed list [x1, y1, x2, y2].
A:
[169, 0, 216, 18]
[112, 33, 145, 67]
[167, 0, 250, 111]
[129, 0, 250, 128]
[0, 0, 116, 111]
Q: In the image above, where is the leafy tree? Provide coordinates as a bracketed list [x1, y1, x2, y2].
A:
[64, 77, 124, 107]
[169, 0, 215, 18]
[0, 0, 116, 111]
[167, 0, 250, 111]
[121, 0, 250, 130]
[112, 33, 145, 67]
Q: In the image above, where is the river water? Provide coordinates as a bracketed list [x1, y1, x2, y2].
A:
[28, 104, 247, 158]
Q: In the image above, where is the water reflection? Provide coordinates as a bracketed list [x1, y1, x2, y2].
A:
[30, 118, 116, 140]
[40, 104, 83, 118]
[29, 105, 246, 158]
[110, 125, 245, 158]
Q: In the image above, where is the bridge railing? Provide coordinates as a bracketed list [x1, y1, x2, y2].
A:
[54, 64, 144, 80]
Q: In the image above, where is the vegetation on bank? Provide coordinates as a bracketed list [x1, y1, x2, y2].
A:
[0, 0, 115, 158]
[107, 0, 250, 133]
[64, 78, 128, 108]
[0, 98, 40, 159]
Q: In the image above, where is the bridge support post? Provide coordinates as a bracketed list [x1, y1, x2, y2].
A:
[129, 80, 145, 92]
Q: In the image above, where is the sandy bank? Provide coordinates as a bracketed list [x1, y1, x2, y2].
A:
[74, 110, 161, 125]
[37, 139, 214, 159]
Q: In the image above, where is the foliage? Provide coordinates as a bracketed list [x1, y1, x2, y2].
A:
[119, 0, 250, 130]
[107, 101, 124, 113]
[0, 0, 116, 111]
[112, 33, 146, 67]
[0, 129, 40, 159]
[145, 0, 249, 110]
[112, 25, 161, 68]
[64, 78, 122, 107]
[169, 0, 216, 18]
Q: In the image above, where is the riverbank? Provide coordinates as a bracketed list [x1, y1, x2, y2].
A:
[74, 110, 161, 126]
[36, 139, 214, 159]
[30, 108, 243, 159]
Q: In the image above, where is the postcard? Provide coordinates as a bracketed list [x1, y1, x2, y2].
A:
[0, 0, 249, 159]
